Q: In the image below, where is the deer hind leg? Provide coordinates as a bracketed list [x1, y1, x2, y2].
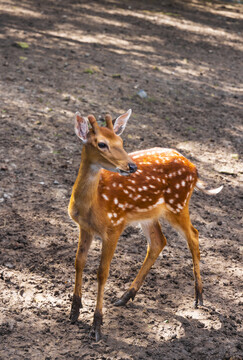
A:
[169, 208, 203, 308]
[93, 229, 121, 342]
[70, 227, 93, 323]
[115, 220, 167, 307]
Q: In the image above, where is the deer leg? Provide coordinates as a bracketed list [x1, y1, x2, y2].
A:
[169, 209, 203, 308]
[184, 224, 203, 308]
[70, 227, 93, 323]
[93, 232, 120, 342]
[115, 220, 166, 306]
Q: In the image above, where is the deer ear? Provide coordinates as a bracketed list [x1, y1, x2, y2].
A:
[113, 109, 132, 136]
[74, 112, 89, 142]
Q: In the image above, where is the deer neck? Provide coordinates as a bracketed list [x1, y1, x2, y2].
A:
[73, 146, 101, 212]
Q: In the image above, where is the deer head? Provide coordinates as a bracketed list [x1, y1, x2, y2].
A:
[74, 109, 137, 175]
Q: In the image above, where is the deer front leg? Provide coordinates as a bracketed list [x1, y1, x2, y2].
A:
[115, 220, 166, 306]
[70, 227, 93, 323]
[92, 232, 120, 342]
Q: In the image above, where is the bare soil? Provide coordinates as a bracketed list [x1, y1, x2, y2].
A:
[0, 1, 243, 359]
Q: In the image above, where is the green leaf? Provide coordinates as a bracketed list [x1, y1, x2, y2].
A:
[112, 74, 121, 78]
[16, 42, 29, 49]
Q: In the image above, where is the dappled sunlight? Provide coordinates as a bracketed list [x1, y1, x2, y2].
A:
[189, 1, 243, 20]
[176, 307, 222, 331]
[1, 2, 42, 19]
[76, 3, 243, 50]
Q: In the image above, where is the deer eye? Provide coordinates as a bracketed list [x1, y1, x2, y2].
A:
[98, 142, 108, 149]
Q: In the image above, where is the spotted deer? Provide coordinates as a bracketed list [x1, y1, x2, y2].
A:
[68, 109, 223, 341]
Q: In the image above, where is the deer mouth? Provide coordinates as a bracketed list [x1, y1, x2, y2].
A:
[117, 168, 130, 176]
[117, 163, 137, 176]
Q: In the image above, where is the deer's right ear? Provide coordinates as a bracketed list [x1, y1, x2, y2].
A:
[75, 112, 89, 142]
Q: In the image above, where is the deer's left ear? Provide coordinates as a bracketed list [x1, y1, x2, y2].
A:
[113, 109, 132, 136]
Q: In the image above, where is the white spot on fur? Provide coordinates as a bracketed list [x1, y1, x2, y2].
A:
[123, 189, 129, 194]
[181, 180, 186, 187]
[115, 217, 124, 226]
[169, 199, 174, 204]
[112, 183, 117, 187]
[113, 213, 117, 218]
[108, 213, 112, 219]
[114, 198, 118, 204]
[102, 194, 109, 201]
[156, 197, 164, 205]
[175, 183, 180, 189]
[127, 186, 136, 192]
[166, 204, 176, 213]
[143, 186, 148, 190]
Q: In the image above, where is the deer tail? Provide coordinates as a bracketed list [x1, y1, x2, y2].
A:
[196, 179, 223, 195]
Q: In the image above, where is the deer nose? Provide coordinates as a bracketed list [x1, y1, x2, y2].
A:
[128, 163, 137, 173]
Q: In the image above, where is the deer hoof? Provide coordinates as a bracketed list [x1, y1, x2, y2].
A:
[70, 294, 82, 324]
[93, 311, 103, 342]
[194, 297, 203, 309]
[114, 288, 136, 307]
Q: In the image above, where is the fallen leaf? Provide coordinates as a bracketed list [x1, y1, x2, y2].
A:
[16, 42, 29, 49]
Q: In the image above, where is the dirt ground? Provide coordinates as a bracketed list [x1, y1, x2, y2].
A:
[0, 0, 242, 359]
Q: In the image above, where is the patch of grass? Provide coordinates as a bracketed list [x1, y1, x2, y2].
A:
[112, 74, 121, 78]
[187, 126, 196, 132]
[84, 68, 94, 74]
